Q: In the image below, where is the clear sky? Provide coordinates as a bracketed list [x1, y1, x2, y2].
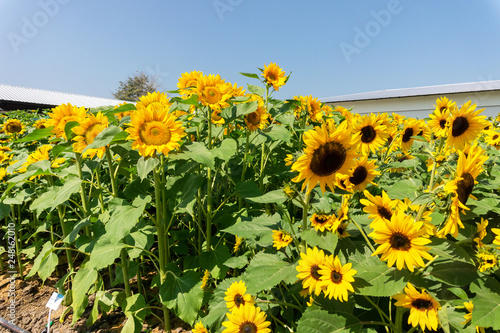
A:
[1, 0, 500, 104]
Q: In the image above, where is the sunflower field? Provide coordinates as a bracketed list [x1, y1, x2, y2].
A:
[1, 63, 500, 333]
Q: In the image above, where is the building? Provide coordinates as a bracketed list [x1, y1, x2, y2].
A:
[321, 80, 500, 119]
[0, 84, 128, 111]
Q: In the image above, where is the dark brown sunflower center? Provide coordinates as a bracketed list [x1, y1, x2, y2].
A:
[486, 259, 494, 264]
[310, 265, 321, 280]
[439, 119, 447, 129]
[349, 166, 368, 185]
[493, 134, 499, 140]
[6, 123, 22, 133]
[314, 215, 329, 225]
[246, 112, 260, 125]
[337, 227, 344, 234]
[360, 125, 377, 143]
[411, 298, 433, 310]
[389, 232, 411, 251]
[452, 116, 469, 137]
[402, 128, 414, 143]
[309, 142, 347, 177]
[456, 172, 474, 205]
[331, 270, 343, 283]
[234, 294, 244, 307]
[377, 206, 392, 220]
[240, 322, 258, 333]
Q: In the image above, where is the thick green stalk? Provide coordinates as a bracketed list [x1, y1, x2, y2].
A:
[153, 164, 171, 333]
[46, 176, 74, 272]
[239, 131, 251, 210]
[205, 109, 213, 251]
[300, 192, 311, 253]
[74, 153, 91, 237]
[105, 147, 118, 197]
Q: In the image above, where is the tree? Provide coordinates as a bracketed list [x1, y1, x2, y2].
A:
[112, 71, 160, 101]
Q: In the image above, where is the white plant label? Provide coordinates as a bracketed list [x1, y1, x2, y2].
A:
[45, 292, 64, 311]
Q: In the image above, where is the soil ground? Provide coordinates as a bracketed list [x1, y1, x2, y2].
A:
[0, 271, 192, 333]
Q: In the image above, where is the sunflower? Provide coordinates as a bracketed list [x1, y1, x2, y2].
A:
[439, 146, 487, 237]
[399, 119, 421, 151]
[233, 236, 243, 253]
[261, 62, 287, 91]
[291, 120, 359, 194]
[0, 149, 12, 164]
[3, 119, 24, 135]
[296, 246, 326, 296]
[473, 218, 488, 249]
[19, 145, 65, 174]
[196, 74, 233, 111]
[352, 114, 389, 154]
[224, 281, 255, 311]
[271, 230, 293, 250]
[126, 104, 185, 157]
[244, 95, 269, 131]
[178, 70, 203, 97]
[113, 102, 133, 121]
[309, 213, 333, 232]
[33, 119, 47, 130]
[428, 97, 455, 138]
[342, 156, 379, 192]
[318, 254, 356, 302]
[136, 91, 170, 109]
[335, 221, 351, 239]
[393, 283, 440, 331]
[477, 252, 498, 272]
[360, 190, 399, 227]
[446, 100, 489, 150]
[222, 305, 271, 333]
[461, 301, 486, 333]
[484, 129, 500, 149]
[0, 167, 7, 181]
[369, 210, 434, 272]
[201, 269, 210, 290]
[46, 103, 88, 139]
[305, 95, 323, 123]
[72, 112, 109, 159]
[493, 228, 500, 249]
[291, 95, 307, 119]
[192, 322, 208, 333]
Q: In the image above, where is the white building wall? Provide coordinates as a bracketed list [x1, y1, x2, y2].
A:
[325, 91, 500, 119]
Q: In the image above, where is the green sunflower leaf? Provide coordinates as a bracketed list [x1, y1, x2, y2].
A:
[159, 270, 203, 326]
[296, 304, 363, 333]
[244, 252, 297, 294]
[470, 276, 500, 329]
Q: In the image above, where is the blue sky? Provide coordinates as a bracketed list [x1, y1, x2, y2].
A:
[1, 0, 500, 103]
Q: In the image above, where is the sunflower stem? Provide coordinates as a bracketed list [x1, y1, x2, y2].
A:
[394, 306, 405, 333]
[206, 109, 214, 251]
[105, 147, 118, 198]
[363, 295, 392, 332]
[74, 153, 91, 237]
[153, 162, 171, 333]
[46, 176, 74, 274]
[300, 191, 311, 252]
[239, 130, 251, 210]
[350, 216, 376, 253]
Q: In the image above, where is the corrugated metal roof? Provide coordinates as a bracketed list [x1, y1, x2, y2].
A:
[0, 84, 128, 108]
[321, 80, 500, 103]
